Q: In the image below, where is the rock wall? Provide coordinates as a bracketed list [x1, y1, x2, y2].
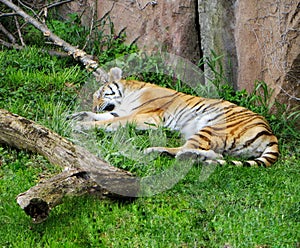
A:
[96, 0, 200, 63]
[198, 0, 237, 86]
[58, 0, 300, 108]
[235, 0, 300, 108]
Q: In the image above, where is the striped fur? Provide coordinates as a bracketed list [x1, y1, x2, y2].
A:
[74, 67, 279, 167]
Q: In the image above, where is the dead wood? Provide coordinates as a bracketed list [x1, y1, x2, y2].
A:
[0, 0, 108, 82]
[0, 109, 140, 223]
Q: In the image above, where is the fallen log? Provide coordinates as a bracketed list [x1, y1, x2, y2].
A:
[0, 109, 139, 223]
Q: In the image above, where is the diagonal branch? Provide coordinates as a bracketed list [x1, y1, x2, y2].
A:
[0, 0, 108, 82]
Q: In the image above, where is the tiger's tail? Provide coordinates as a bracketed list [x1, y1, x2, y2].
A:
[215, 140, 279, 167]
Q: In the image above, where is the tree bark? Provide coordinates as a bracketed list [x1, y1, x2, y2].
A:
[0, 109, 139, 222]
[0, 0, 108, 82]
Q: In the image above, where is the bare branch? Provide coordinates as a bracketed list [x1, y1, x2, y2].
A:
[279, 86, 300, 101]
[17, 0, 41, 22]
[42, 0, 74, 9]
[0, 38, 24, 49]
[14, 15, 25, 46]
[0, 0, 108, 82]
[0, 12, 18, 18]
[0, 22, 16, 43]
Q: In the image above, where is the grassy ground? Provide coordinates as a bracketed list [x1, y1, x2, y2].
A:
[0, 47, 299, 248]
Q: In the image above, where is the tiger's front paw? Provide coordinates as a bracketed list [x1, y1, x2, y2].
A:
[144, 147, 174, 156]
[67, 111, 97, 122]
[67, 112, 96, 132]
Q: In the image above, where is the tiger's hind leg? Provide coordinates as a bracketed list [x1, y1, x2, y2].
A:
[144, 127, 225, 163]
[144, 146, 183, 157]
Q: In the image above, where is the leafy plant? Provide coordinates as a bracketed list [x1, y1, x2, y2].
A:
[46, 13, 138, 65]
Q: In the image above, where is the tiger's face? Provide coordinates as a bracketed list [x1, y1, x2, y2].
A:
[92, 82, 124, 113]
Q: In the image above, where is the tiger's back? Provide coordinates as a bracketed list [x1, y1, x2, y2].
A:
[81, 67, 279, 167]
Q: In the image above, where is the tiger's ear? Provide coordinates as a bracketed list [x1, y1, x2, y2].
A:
[109, 67, 122, 82]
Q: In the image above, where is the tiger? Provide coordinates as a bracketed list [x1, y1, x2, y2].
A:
[71, 67, 279, 167]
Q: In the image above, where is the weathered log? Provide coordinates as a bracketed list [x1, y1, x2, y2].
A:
[0, 109, 139, 222]
[16, 169, 98, 223]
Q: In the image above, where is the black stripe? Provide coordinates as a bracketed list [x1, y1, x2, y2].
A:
[174, 102, 189, 117]
[185, 95, 197, 103]
[173, 96, 195, 117]
[132, 92, 179, 111]
[226, 117, 254, 129]
[262, 156, 277, 163]
[111, 112, 119, 117]
[190, 99, 205, 109]
[263, 152, 279, 157]
[138, 82, 147, 89]
[206, 107, 235, 123]
[195, 102, 207, 112]
[229, 121, 270, 138]
[200, 129, 213, 135]
[253, 159, 266, 167]
[244, 131, 272, 148]
[189, 141, 200, 149]
[181, 115, 198, 125]
[105, 85, 115, 95]
[243, 161, 252, 167]
[188, 137, 210, 150]
[200, 100, 224, 113]
[266, 142, 278, 147]
[224, 109, 255, 122]
[113, 82, 122, 97]
[175, 107, 192, 122]
[193, 133, 211, 143]
[158, 93, 182, 110]
[229, 138, 237, 150]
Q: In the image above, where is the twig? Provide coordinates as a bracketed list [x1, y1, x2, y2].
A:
[0, 22, 16, 43]
[136, 0, 157, 10]
[46, 49, 69, 57]
[42, 0, 74, 9]
[14, 15, 25, 46]
[0, 38, 23, 49]
[279, 86, 300, 101]
[17, 0, 42, 22]
[0, 12, 18, 18]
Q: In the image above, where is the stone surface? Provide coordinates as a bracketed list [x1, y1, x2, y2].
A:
[57, 0, 95, 27]
[234, 0, 300, 109]
[96, 0, 201, 63]
[198, 0, 238, 86]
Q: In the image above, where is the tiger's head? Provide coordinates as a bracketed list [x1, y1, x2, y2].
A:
[92, 67, 124, 113]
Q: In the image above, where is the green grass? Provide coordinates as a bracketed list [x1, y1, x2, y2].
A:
[1, 47, 300, 248]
